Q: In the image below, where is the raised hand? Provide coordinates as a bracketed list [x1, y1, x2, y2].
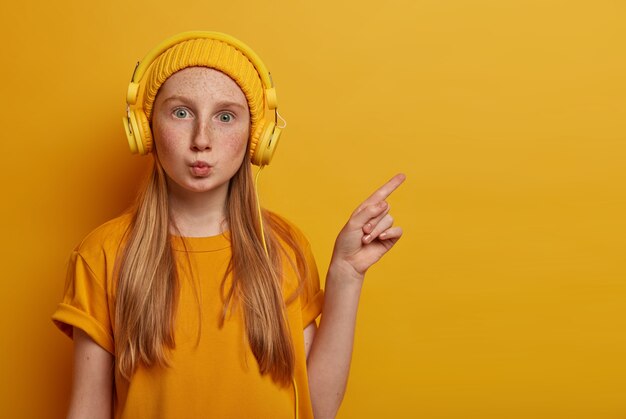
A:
[329, 173, 405, 281]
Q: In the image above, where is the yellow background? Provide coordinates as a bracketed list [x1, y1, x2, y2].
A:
[1, 1, 625, 418]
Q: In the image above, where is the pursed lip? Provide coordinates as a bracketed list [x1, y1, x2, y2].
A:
[190, 160, 211, 168]
[189, 160, 212, 176]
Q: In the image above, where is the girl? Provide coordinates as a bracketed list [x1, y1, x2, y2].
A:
[52, 31, 404, 419]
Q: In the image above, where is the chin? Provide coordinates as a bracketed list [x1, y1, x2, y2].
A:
[184, 179, 229, 194]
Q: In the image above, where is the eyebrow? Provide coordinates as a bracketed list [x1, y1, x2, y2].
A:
[162, 95, 248, 111]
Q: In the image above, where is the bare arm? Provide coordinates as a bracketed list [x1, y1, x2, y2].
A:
[67, 327, 114, 419]
[306, 174, 405, 419]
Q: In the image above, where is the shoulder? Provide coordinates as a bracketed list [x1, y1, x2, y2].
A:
[267, 212, 322, 312]
[265, 211, 311, 249]
[74, 212, 134, 262]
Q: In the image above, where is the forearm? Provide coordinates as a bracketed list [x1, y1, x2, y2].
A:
[306, 264, 363, 419]
[67, 328, 113, 419]
[307, 174, 405, 417]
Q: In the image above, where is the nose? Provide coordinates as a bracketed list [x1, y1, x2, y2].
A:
[191, 119, 213, 151]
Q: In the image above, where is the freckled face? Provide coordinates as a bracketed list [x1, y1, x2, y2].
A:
[151, 67, 250, 200]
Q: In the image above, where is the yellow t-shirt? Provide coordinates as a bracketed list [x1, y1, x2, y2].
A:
[52, 213, 324, 419]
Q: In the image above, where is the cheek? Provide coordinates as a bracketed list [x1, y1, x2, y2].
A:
[152, 123, 179, 156]
[224, 128, 249, 157]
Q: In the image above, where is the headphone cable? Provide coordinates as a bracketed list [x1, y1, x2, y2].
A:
[253, 165, 300, 419]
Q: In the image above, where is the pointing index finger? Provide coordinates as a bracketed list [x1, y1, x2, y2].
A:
[362, 173, 406, 207]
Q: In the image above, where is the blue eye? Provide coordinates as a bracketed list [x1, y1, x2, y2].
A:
[174, 108, 189, 118]
[219, 113, 233, 123]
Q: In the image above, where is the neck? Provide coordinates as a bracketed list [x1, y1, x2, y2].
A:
[166, 180, 229, 237]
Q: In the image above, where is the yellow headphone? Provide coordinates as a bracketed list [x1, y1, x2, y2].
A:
[122, 31, 282, 166]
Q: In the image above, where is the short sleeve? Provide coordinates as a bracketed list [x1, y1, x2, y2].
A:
[51, 250, 115, 354]
[299, 241, 324, 328]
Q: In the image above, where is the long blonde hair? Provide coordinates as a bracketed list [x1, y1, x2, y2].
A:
[114, 155, 307, 385]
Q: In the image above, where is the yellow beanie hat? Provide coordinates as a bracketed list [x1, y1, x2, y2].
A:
[142, 37, 265, 139]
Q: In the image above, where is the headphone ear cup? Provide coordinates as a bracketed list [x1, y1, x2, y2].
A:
[123, 115, 140, 154]
[126, 109, 153, 155]
[250, 120, 281, 166]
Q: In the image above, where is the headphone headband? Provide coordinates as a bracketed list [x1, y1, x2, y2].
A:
[130, 31, 274, 90]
